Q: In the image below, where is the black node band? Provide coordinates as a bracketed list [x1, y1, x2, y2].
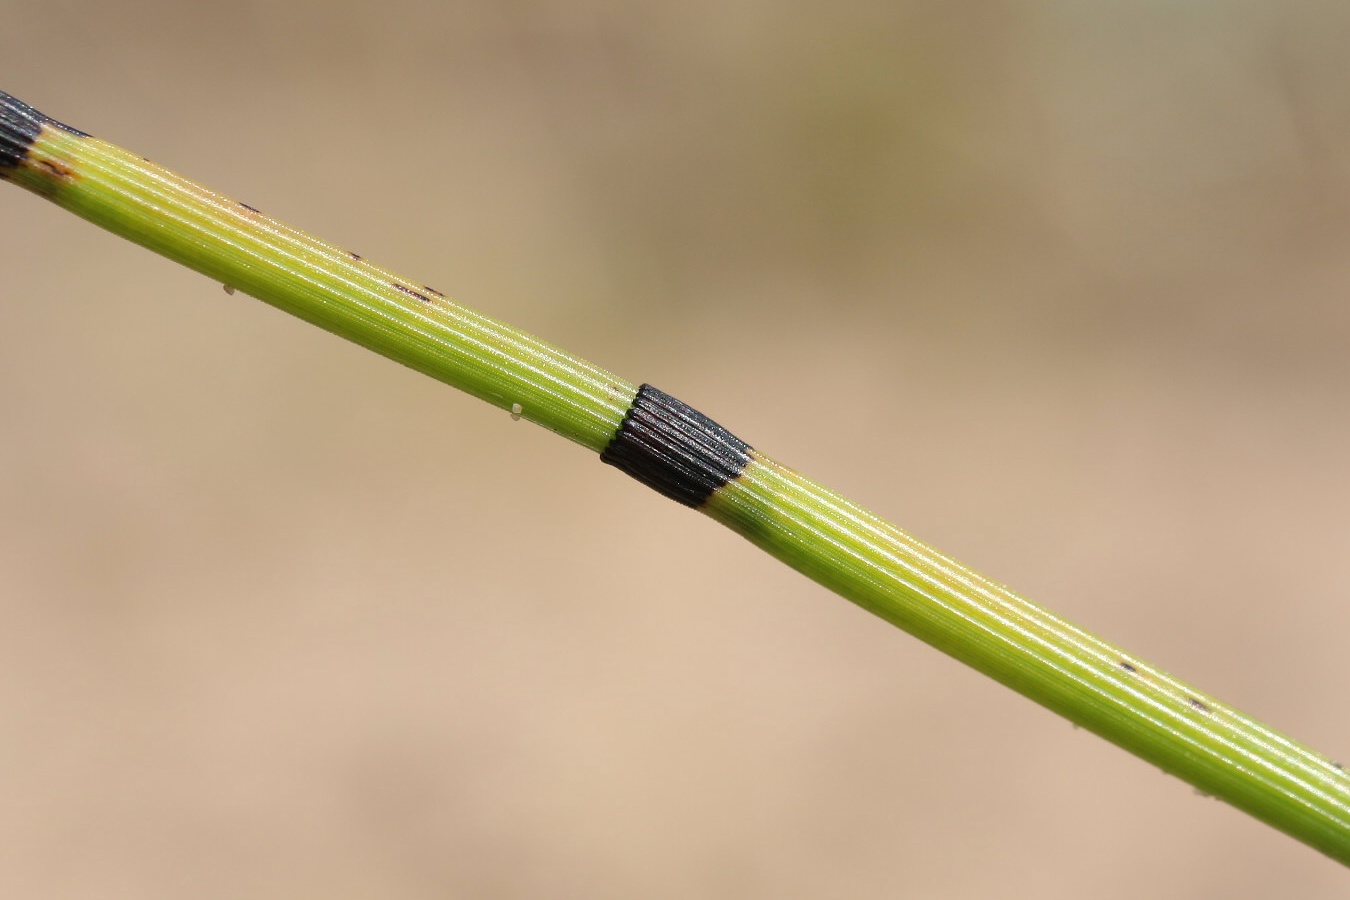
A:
[601, 384, 751, 508]
[0, 92, 88, 171]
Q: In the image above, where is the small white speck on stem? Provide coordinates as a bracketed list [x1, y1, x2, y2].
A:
[510, 403, 523, 421]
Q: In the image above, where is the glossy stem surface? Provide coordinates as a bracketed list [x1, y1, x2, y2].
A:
[4, 95, 1346, 864]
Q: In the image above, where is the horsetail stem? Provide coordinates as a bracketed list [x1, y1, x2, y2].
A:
[3, 91, 1346, 865]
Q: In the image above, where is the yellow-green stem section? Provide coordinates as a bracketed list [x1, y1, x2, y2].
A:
[6, 114, 1348, 864]
[7, 124, 635, 451]
[708, 453, 1350, 862]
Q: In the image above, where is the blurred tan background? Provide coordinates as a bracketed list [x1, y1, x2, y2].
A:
[2, 2, 1349, 897]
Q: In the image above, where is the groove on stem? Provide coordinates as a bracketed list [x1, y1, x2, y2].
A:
[2, 90, 1346, 865]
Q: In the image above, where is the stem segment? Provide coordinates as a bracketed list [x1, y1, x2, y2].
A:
[3, 91, 1346, 864]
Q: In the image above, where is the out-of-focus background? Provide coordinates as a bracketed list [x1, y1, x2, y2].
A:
[2, 2, 1349, 896]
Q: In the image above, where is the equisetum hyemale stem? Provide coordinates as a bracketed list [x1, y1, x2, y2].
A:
[2, 91, 1347, 865]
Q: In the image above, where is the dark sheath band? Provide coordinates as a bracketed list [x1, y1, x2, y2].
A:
[601, 384, 751, 508]
[0, 92, 88, 171]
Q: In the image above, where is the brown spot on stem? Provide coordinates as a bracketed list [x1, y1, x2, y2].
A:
[423, 285, 444, 297]
[239, 201, 261, 214]
[1119, 661, 1137, 673]
[36, 158, 75, 181]
[393, 283, 432, 303]
[348, 250, 362, 260]
[1188, 698, 1211, 713]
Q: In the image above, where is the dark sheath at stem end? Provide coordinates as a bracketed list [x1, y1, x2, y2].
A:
[0, 92, 88, 172]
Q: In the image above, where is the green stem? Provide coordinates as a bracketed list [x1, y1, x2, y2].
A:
[2, 105, 633, 451]
[3, 92, 1347, 864]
